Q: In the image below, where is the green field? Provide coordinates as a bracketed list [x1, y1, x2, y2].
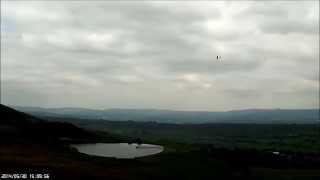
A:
[46, 117, 320, 153]
[1, 105, 320, 180]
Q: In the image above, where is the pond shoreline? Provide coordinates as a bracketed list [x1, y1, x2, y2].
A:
[71, 143, 164, 159]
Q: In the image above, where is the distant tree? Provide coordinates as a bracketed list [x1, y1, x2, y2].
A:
[136, 138, 142, 145]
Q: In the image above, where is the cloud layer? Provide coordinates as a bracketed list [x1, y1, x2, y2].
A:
[1, 1, 319, 111]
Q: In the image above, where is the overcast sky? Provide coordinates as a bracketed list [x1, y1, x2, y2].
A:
[1, 1, 319, 111]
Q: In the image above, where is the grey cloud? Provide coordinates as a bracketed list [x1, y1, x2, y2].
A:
[259, 18, 318, 34]
[164, 58, 262, 76]
[1, 1, 318, 110]
[235, 1, 319, 35]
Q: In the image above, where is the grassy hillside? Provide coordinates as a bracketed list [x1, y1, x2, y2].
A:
[0, 104, 118, 144]
[42, 117, 320, 153]
[1, 104, 320, 180]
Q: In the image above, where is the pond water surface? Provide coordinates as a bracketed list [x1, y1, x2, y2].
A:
[71, 143, 164, 159]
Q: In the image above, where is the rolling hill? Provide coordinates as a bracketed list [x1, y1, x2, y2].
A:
[0, 104, 95, 143]
[11, 106, 320, 124]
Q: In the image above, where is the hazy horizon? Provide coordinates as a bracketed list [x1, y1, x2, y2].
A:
[7, 104, 320, 113]
[1, 1, 319, 111]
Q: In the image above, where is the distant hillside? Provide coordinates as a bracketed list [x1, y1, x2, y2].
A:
[0, 104, 94, 142]
[11, 106, 320, 124]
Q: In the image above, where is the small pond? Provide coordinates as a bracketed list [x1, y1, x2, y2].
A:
[71, 143, 164, 159]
